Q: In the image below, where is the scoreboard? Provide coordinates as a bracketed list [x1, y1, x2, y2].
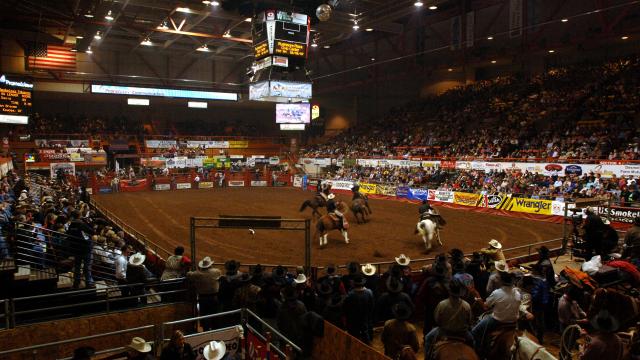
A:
[252, 10, 310, 61]
[0, 75, 32, 124]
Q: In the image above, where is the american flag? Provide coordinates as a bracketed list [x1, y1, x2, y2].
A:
[26, 43, 76, 71]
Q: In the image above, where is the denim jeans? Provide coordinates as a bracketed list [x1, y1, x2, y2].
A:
[73, 250, 94, 288]
[471, 315, 500, 350]
[0, 233, 9, 259]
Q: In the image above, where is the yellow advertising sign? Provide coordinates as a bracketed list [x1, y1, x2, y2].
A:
[228, 141, 249, 149]
[453, 192, 484, 207]
[359, 183, 377, 194]
[505, 197, 553, 215]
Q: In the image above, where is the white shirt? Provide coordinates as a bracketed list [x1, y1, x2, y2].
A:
[115, 254, 128, 280]
[487, 285, 522, 323]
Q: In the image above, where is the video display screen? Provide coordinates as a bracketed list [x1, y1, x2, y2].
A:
[276, 103, 310, 124]
[0, 75, 32, 124]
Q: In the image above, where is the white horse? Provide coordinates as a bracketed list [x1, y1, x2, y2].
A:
[511, 333, 557, 360]
[417, 217, 442, 251]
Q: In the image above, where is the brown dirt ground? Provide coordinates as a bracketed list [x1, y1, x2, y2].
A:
[94, 187, 564, 267]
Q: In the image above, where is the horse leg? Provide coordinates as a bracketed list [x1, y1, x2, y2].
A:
[342, 230, 349, 244]
[424, 234, 432, 251]
[436, 229, 443, 246]
[323, 233, 328, 246]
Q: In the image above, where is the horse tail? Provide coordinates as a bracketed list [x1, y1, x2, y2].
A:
[300, 200, 310, 212]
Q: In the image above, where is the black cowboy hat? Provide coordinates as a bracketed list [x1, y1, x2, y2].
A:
[386, 276, 404, 293]
[353, 274, 367, 287]
[325, 264, 336, 275]
[537, 246, 550, 256]
[590, 310, 620, 333]
[449, 248, 465, 260]
[224, 260, 240, 275]
[238, 273, 253, 284]
[392, 302, 413, 321]
[281, 285, 298, 301]
[346, 261, 360, 275]
[317, 281, 334, 296]
[251, 264, 264, 277]
[271, 265, 288, 285]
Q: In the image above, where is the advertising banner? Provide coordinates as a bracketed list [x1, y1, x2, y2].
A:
[119, 179, 148, 192]
[229, 140, 249, 149]
[228, 180, 245, 187]
[154, 184, 171, 191]
[176, 183, 192, 189]
[251, 180, 268, 187]
[199, 182, 214, 189]
[551, 201, 575, 216]
[185, 140, 229, 149]
[293, 175, 302, 188]
[427, 189, 455, 203]
[597, 206, 640, 224]
[376, 184, 398, 197]
[269, 156, 280, 165]
[503, 197, 553, 215]
[453, 192, 485, 207]
[407, 188, 430, 201]
[325, 180, 354, 191]
[486, 194, 508, 209]
[39, 150, 70, 161]
[440, 160, 456, 169]
[185, 326, 242, 360]
[358, 183, 377, 195]
[69, 153, 84, 162]
[84, 152, 108, 164]
[141, 158, 166, 168]
[145, 140, 176, 148]
[396, 186, 409, 198]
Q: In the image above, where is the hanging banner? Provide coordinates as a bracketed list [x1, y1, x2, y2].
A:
[154, 184, 171, 191]
[597, 206, 640, 224]
[229, 140, 249, 149]
[453, 192, 484, 207]
[50, 162, 76, 178]
[503, 197, 552, 215]
[358, 183, 377, 195]
[407, 188, 430, 201]
[427, 189, 455, 203]
[145, 140, 176, 148]
[199, 182, 214, 189]
[376, 184, 398, 197]
[228, 180, 245, 187]
[509, 0, 523, 37]
[176, 183, 192, 189]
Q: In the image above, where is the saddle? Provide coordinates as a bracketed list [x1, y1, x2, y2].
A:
[328, 214, 349, 230]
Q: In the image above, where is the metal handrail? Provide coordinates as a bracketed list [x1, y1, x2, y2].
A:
[161, 309, 243, 327]
[245, 308, 302, 353]
[0, 324, 155, 356]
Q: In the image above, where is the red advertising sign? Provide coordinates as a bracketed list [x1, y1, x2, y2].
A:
[440, 160, 457, 169]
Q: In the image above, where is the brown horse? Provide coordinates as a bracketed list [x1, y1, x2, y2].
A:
[589, 288, 640, 330]
[299, 184, 332, 217]
[315, 201, 350, 247]
[350, 197, 371, 223]
[429, 339, 479, 360]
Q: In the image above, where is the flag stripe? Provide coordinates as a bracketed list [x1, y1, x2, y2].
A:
[26, 44, 76, 71]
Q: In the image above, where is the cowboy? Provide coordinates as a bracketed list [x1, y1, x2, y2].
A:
[381, 302, 420, 359]
[486, 260, 509, 295]
[622, 216, 640, 261]
[582, 207, 605, 258]
[203, 340, 228, 360]
[419, 199, 446, 228]
[424, 278, 474, 355]
[186, 256, 222, 331]
[481, 239, 506, 264]
[326, 193, 344, 229]
[351, 184, 363, 200]
[579, 310, 624, 360]
[471, 271, 521, 351]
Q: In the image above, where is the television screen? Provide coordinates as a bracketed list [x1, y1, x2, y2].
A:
[0, 75, 32, 124]
[276, 103, 310, 123]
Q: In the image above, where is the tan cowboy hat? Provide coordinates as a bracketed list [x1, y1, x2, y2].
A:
[198, 256, 213, 269]
[361, 263, 377, 276]
[495, 260, 509, 273]
[294, 273, 307, 284]
[488, 239, 503, 249]
[395, 254, 411, 266]
[129, 252, 146, 266]
[127, 337, 152, 353]
[203, 340, 226, 360]
[327, 193, 335, 200]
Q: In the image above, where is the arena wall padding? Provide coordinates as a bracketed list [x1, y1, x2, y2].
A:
[311, 321, 391, 360]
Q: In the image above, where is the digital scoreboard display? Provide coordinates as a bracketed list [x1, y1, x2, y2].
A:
[0, 75, 33, 124]
[252, 10, 309, 61]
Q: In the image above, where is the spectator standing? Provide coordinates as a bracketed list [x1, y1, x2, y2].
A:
[277, 285, 308, 348]
[343, 274, 375, 344]
[424, 279, 474, 354]
[186, 256, 221, 331]
[381, 302, 419, 359]
[161, 246, 190, 280]
[622, 216, 640, 261]
[480, 239, 506, 264]
[67, 210, 94, 288]
[160, 330, 195, 360]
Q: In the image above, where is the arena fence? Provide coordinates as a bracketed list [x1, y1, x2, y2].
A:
[189, 216, 312, 273]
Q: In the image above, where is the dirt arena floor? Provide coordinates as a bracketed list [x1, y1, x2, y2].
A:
[94, 187, 564, 267]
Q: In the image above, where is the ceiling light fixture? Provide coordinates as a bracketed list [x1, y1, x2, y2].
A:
[365, 28, 373, 32]
[448, 68, 453, 72]
[352, 20, 359, 30]
[491, 60, 496, 64]
[176, 7, 191, 13]
[223, 31, 231, 38]
[196, 44, 210, 52]
[141, 38, 153, 46]
[311, 43, 318, 47]
[86, 46, 93, 54]
[561, 18, 568, 22]
[105, 10, 114, 21]
[157, 21, 169, 30]
[429, 5, 438, 10]
[70, 48, 78, 52]
[323, 45, 330, 49]
[414, 1, 423, 6]
[94, 31, 102, 40]
[84, 10, 94, 18]
[245, 17, 252, 22]
[548, 49, 555, 53]
[621, 36, 629, 40]
[487, 36, 493, 40]
[75, 35, 84, 39]
[371, 57, 375, 61]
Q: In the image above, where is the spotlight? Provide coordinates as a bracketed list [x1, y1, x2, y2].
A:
[365, 28, 373, 32]
[429, 5, 438, 10]
[176, 7, 191, 13]
[86, 46, 93, 54]
[371, 57, 375, 61]
[141, 38, 153, 46]
[157, 21, 169, 30]
[105, 10, 114, 21]
[94, 31, 102, 40]
[491, 60, 496, 64]
[311, 43, 318, 47]
[196, 44, 210, 52]
[487, 36, 493, 40]
[84, 10, 94, 18]
[245, 17, 252, 22]
[561, 18, 568, 22]
[548, 49, 555, 53]
[75, 35, 84, 39]
[323, 45, 331, 49]
[414, 1, 423, 6]
[448, 68, 453, 72]
[621, 36, 629, 40]
[223, 31, 231, 38]
[352, 20, 359, 30]
[70, 48, 78, 52]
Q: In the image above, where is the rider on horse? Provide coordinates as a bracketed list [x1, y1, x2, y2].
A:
[327, 193, 345, 229]
[351, 183, 365, 200]
[317, 180, 331, 201]
[419, 199, 446, 228]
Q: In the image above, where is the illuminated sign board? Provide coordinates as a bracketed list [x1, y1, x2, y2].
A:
[92, 84, 237, 101]
[0, 75, 32, 124]
[254, 42, 269, 59]
[280, 123, 305, 130]
[274, 40, 306, 57]
[312, 104, 320, 119]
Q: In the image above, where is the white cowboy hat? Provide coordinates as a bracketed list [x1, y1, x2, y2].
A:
[488, 239, 503, 249]
[129, 252, 146, 266]
[361, 263, 377, 276]
[395, 254, 411, 266]
[327, 193, 335, 200]
[294, 273, 307, 284]
[127, 337, 152, 353]
[495, 260, 509, 273]
[203, 340, 226, 360]
[198, 256, 213, 269]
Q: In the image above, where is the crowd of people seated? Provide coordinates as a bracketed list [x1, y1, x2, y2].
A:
[25, 113, 146, 136]
[303, 56, 640, 161]
[322, 165, 640, 202]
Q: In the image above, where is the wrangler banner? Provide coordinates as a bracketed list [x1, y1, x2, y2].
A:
[359, 183, 377, 194]
[453, 192, 485, 207]
[501, 197, 553, 215]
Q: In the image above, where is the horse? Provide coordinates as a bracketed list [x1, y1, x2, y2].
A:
[299, 195, 326, 217]
[474, 312, 518, 360]
[350, 197, 371, 223]
[428, 338, 479, 360]
[511, 332, 557, 360]
[417, 217, 442, 252]
[315, 201, 350, 248]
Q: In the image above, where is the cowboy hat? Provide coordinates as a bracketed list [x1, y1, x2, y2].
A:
[281, 285, 298, 301]
[488, 239, 502, 249]
[327, 193, 335, 200]
[386, 276, 404, 293]
[325, 263, 336, 275]
[203, 340, 226, 360]
[224, 260, 240, 275]
[294, 273, 307, 284]
[494, 260, 509, 273]
[590, 310, 620, 333]
[361, 263, 377, 276]
[317, 281, 333, 295]
[271, 265, 288, 285]
[127, 337, 152, 353]
[199, 256, 213, 269]
[346, 261, 360, 275]
[395, 254, 411, 266]
[129, 252, 146, 266]
[391, 302, 413, 321]
[239, 273, 253, 283]
[352, 274, 367, 287]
